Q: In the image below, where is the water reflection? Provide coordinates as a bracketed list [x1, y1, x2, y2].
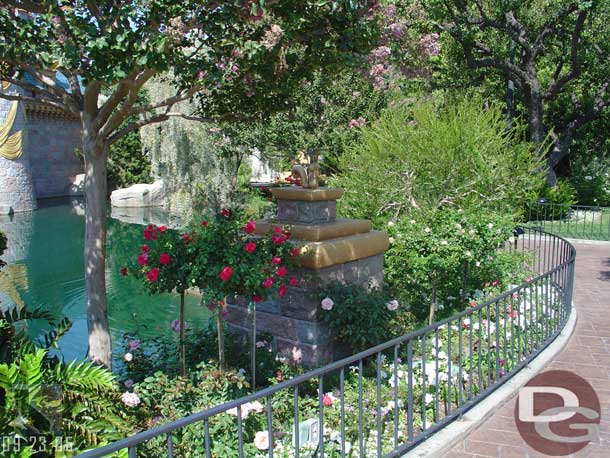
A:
[0, 198, 208, 365]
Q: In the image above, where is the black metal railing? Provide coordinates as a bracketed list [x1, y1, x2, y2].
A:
[76, 228, 575, 458]
[526, 202, 610, 241]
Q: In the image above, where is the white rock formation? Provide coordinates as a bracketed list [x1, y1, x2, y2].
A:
[110, 180, 167, 208]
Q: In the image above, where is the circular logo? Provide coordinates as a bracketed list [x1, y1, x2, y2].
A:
[514, 370, 601, 455]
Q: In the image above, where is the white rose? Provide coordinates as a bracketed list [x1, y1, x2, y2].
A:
[121, 391, 140, 408]
[386, 299, 399, 311]
[321, 297, 334, 311]
[124, 352, 133, 362]
[254, 431, 270, 450]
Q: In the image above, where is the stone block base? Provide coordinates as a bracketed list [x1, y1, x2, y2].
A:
[226, 253, 384, 367]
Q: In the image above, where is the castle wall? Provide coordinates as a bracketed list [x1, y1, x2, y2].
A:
[0, 89, 37, 213]
[27, 111, 82, 199]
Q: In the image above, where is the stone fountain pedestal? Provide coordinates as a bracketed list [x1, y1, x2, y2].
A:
[226, 187, 389, 367]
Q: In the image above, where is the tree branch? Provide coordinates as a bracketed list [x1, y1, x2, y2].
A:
[544, 9, 588, 100]
[98, 68, 155, 139]
[107, 111, 213, 145]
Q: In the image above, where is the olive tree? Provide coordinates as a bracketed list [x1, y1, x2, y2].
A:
[0, 0, 377, 368]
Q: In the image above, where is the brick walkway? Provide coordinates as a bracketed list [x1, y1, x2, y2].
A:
[441, 243, 610, 458]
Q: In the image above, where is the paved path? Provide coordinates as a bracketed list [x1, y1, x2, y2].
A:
[441, 243, 610, 458]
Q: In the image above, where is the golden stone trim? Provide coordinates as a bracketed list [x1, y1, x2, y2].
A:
[295, 231, 389, 270]
[255, 218, 372, 242]
[0, 100, 23, 160]
[271, 187, 344, 202]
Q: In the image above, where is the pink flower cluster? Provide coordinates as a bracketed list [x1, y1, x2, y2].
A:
[349, 116, 367, 128]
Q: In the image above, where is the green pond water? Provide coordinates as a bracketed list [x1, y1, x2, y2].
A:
[0, 198, 209, 366]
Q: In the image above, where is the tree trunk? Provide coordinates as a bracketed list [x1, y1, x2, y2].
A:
[429, 279, 437, 326]
[524, 84, 558, 185]
[217, 301, 226, 370]
[82, 117, 112, 369]
[179, 292, 186, 377]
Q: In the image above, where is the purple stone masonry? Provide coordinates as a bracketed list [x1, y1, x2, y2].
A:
[277, 199, 337, 224]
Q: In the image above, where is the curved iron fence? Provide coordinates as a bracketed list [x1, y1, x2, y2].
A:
[76, 227, 576, 458]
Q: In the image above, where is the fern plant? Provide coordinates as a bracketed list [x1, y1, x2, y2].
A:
[0, 310, 131, 457]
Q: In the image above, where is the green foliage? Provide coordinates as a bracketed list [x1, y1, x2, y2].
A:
[570, 154, 610, 206]
[249, 70, 388, 173]
[332, 94, 545, 227]
[384, 206, 525, 322]
[0, 310, 129, 456]
[318, 283, 415, 353]
[534, 179, 577, 219]
[107, 129, 152, 191]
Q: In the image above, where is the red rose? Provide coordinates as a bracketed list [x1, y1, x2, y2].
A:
[147, 267, 160, 282]
[158, 225, 167, 232]
[243, 220, 256, 234]
[221, 208, 230, 217]
[290, 247, 299, 257]
[278, 284, 287, 297]
[262, 277, 273, 288]
[220, 266, 233, 281]
[159, 253, 171, 265]
[201, 220, 208, 227]
[276, 266, 287, 277]
[252, 295, 262, 303]
[120, 267, 128, 276]
[289, 277, 298, 286]
[273, 226, 283, 234]
[144, 228, 152, 240]
[245, 242, 257, 254]
[183, 232, 190, 242]
[276, 369, 283, 381]
[137, 253, 149, 266]
[141, 244, 149, 252]
[272, 234, 287, 245]
[271, 257, 281, 265]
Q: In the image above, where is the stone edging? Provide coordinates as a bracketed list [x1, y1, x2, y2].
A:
[403, 305, 578, 458]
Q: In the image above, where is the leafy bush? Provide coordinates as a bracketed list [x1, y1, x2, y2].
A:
[385, 206, 524, 323]
[318, 283, 416, 353]
[331, 94, 544, 226]
[107, 127, 152, 191]
[529, 178, 577, 219]
[570, 154, 610, 206]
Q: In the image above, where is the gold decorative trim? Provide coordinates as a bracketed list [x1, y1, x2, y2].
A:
[255, 218, 372, 242]
[0, 100, 23, 160]
[295, 230, 389, 270]
[1, 81, 10, 91]
[271, 187, 344, 201]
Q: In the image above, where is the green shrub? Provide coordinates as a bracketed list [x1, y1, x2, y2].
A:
[331, 94, 544, 227]
[107, 127, 152, 191]
[318, 283, 416, 353]
[385, 206, 524, 323]
[529, 179, 577, 219]
[570, 154, 610, 206]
